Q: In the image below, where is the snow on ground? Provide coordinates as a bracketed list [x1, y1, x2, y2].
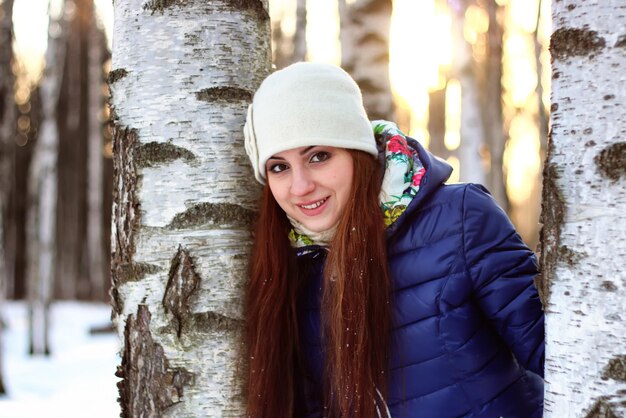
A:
[0, 301, 121, 418]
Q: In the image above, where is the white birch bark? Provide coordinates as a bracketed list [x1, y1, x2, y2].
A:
[109, 0, 270, 416]
[26, 0, 65, 355]
[542, 1, 626, 416]
[339, 0, 394, 121]
[449, 1, 486, 185]
[86, 9, 105, 300]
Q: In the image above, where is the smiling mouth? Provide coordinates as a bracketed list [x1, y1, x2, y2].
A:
[299, 198, 328, 210]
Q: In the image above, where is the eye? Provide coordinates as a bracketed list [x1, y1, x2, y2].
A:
[310, 151, 330, 163]
[268, 162, 289, 174]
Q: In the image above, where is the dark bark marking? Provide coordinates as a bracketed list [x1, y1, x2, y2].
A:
[162, 245, 200, 338]
[116, 305, 194, 417]
[231, 0, 269, 21]
[108, 68, 128, 84]
[586, 140, 597, 147]
[550, 28, 606, 60]
[615, 36, 626, 48]
[195, 87, 253, 103]
[136, 141, 196, 168]
[110, 288, 124, 316]
[594, 142, 626, 180]
[358, 33, 388, 49]
[604, 95, 615, 101]
[111, 127, 141, 315]
[144, 0, 268, 19]
[551, 103, 559, 112]
[585, 397, 619, 418]
[357, 79, 382, 96]
[538, 135, 566, 308]
[184, 32, 201, 47]
[584, 128, 593, 135]
[566, 4, 576, 11]
[115, 262, 161, 284]
[143, 0, 189, 14]
[602, 355, 626, 382]
[559, 245, 587, 266]
[192, 311, 244, 334]
[601, 281, 618, 292]
[168, 202, 256, 229]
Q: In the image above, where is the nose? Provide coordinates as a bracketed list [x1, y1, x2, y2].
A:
[290, 167, 315, 196]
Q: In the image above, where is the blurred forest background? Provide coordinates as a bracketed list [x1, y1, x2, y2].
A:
[0, 0, 550, 305]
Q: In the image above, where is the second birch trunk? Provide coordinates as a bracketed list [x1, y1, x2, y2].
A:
[542, 1, 626, 416]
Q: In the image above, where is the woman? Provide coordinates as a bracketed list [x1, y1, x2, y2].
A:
[243, 62, 544, 418]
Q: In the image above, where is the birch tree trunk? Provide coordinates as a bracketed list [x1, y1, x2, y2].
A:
[449, 0, 486, 185]
[428, 87, 448, 160]
[339, 0, 394, 121]
[542, 1, 626, 416]
[522, 0, 548, 250]
[534, 0, 548, 163]
[109, 1, 270, 415]
[86, 8, 106, 301]
[26, 0, 65, 356]
[292, 0, 307, 63]
[55, 0, 92, 300]
[0, 0, 15, 394]
[0, 0, 15, 295]
[482, 0, 507, 209]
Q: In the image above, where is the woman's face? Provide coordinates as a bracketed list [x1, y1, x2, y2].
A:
[266, 146, 354, 233]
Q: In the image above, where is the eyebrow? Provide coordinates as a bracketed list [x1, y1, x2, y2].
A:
[299, 146, 315, 155]
[268, 146, 316, 161]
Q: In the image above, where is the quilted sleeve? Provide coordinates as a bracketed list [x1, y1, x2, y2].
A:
[462, 184, 545, 378]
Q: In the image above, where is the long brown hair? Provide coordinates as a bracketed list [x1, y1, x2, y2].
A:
[245, 150, 392, 417]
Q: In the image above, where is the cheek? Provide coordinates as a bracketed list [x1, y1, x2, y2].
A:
[268, 180, 283, 202]
[268, 179, 291, 210]
[334, 170, 354, 205]
[342, 164, 355, 195]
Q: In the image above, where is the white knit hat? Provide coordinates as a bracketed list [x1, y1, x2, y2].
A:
[244, 62, 378, 184]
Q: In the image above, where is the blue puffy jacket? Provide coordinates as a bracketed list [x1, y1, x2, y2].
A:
[295, 139, 544, 417]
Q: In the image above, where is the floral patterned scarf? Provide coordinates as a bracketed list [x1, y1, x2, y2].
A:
[375, 120, 426, 227]
[289, 120, 426, 248]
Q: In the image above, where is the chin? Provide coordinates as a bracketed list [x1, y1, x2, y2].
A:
[301, 220, 335, 233]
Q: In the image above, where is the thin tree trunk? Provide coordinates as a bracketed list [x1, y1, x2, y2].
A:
[0, 0, 15, 394]
[55, 0, 91, 300]
[7, 95, 37, 301]
[86, 9, 105, 301]
[26, 0, 66, 356]
[519, 0, 548, 251]
[271, 20, 289, 69]
[291, 0, 307, 63]
[109, 1, 270, 415]
[482, 0, 507, 209]
[542, 1, 626, 416]
[338, 0, 347, 56]
[534, 0, 548, 161]
[340, 0, 395, 121]
[449, 1, 486, 185]
[0, 0, 15, 295]
[428, 87, 448, 159]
